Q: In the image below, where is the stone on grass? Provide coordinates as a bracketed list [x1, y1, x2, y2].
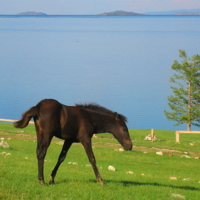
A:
[183, 178, 191, 181]
[119, 148, 124, 152]
[181, 155, 190, 158]
[114, 148, 124, 152]
[156, 151, 163, 155]
[170, 176, 177, 180]
[126, 171, 134, 174]
[0, 140, 9, 148]
[144, 134, 158, 141]
[108, 165, 116, 171]
[67, 162, 78, 165]
[170, 193, 185, 199]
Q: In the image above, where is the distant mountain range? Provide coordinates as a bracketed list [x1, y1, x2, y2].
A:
[97, 10, 144, 16]
[98, 9, 200, 16]
[17, 11, 47, 15]
[16, 9, 200, 16]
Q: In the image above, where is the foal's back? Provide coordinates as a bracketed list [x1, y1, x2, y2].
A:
[34, 99, 94, 141]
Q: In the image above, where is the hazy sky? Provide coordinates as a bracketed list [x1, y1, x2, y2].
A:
[1, 0, 200, 15]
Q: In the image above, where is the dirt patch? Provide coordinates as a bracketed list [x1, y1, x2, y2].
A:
[0, 132, 198, 157]
[134, 146, 182, 153]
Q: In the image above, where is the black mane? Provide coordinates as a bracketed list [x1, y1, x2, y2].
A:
[76, 103, 127, 123]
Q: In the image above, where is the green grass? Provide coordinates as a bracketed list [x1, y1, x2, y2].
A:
[1, 123, 200, 199]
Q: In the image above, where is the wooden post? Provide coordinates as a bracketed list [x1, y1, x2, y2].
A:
[0, 118, 34, 124]
[151, 129, 154, 142]
[176, 131, 180, 143]
[151, 129, 154, 137]
[175, 131, 200, 143]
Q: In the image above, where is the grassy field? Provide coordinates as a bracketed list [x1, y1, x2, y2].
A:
[1, 123, 200, 199]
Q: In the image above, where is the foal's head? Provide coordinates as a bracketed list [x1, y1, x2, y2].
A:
[110, 113, 132, 151]
[76, 103, 132, 151]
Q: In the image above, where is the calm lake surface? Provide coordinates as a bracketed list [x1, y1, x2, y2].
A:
[1, 15, 200, 130]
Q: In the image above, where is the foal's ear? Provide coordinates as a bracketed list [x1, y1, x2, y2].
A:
[115, 112, 120, 121]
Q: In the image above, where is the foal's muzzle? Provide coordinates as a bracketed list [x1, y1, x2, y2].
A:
[124, 140, 133, 151]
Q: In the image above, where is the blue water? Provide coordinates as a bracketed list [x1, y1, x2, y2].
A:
[1, 15, 200, 130]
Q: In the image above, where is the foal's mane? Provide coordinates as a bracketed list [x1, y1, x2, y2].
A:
[76, 103, 127, 123]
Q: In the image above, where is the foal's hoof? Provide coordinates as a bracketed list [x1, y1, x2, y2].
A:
[49, 177, 55, 185]
[100, 181, 105, 185]
[39, 180, 45, 185]
[49, 180, 55, 185]
[97, 179, 105, 185]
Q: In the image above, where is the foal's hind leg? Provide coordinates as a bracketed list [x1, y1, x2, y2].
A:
[36, 133, 52, 184]
[49, 140, 72, 184]
[81, 139, 104, 185]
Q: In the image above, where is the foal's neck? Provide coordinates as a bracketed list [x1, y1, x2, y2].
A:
[87, 110, 115, 133]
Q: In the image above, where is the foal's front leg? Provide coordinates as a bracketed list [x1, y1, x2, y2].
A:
[49, 140, 72, 184]
[81, 139, 104, 185]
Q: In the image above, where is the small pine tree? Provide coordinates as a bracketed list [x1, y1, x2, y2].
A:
[164, 50, 200, 130]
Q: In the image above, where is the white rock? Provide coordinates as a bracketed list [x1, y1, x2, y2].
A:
[156, 151, 163, 155]
[108, 165, 116, 171]
[126, 171, 134, 174]
[183, 178, 191, 181]
[119, 148, 124, 152]
[144, 134, 158, 141]
[114, 148, 124, 152]
[170, 193, 185, 199]
[181, 155, 190, 158]
[144, 136, 152, 140]
[170, 176, 177, 180]
[0, 141, 9, 148]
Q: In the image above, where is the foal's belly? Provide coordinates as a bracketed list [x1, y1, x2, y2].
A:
[54, 131, 79, 142]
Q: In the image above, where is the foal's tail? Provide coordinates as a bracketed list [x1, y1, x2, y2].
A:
[14, 106, 39, 128]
